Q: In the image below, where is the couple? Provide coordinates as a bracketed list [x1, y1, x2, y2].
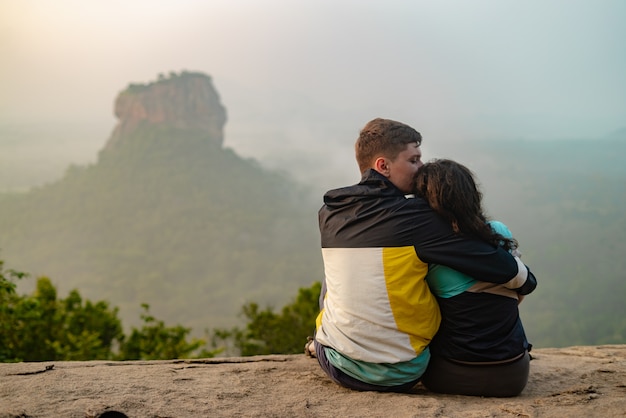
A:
[307, 118, 537, 397]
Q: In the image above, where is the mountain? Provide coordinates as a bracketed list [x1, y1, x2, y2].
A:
[0, 72, 322, 332]
[1, 71, 625, 349]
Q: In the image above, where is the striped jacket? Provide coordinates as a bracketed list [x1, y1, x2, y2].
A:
[315, 169, 528, 365]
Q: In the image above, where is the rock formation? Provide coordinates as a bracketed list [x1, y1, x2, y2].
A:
[102, 71, 227, 154]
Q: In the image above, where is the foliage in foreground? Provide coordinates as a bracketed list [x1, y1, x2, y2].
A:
[211, 281, 321, 356]
[1, 256, 322, 361]
[0, 260, 216, 362]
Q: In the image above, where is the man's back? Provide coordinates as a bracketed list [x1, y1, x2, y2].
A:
[311, 118, 527, 392]
[317, 170, 441, 363]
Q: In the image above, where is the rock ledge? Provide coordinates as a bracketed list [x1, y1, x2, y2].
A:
[1, 345, 625, 417]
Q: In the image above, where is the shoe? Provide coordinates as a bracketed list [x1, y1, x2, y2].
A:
[304, 336, 316, 358]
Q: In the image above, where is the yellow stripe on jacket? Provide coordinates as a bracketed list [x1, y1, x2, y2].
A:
[315, 246, 440, 364]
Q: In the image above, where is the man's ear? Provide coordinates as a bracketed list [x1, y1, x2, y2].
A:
[374, 157, 391, 177]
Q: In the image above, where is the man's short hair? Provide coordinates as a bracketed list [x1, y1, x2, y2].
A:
[355, 118, 422, 173]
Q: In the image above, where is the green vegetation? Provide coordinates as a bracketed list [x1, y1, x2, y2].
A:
[125, 70, 210, 94]
[0, 112, 624, 350]
[0, 124, 322, 336]
[0, 259, 216, 362]
[1, 255, 319, 361]
[118, 303, 211, 360]
[212, 281, 321, 356]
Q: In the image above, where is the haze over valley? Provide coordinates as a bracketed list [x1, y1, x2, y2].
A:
[1, 1, 625, 348]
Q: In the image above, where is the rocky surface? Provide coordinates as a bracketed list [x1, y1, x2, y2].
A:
[1, 345, 625, 417]
[103, 71, 227, 153]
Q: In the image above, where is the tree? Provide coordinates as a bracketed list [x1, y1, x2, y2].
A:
[1, 256, 323, 361]
[117, 303, 210, 360]
[56, 288, 124, 360]
[0, 258, 216, 362]
[213, 282, 321, 356]
[0, 274, 124, 362]
[0, 259, 27, 361]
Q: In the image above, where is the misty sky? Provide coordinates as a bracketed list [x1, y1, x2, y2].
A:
[1, 0, 625, 175]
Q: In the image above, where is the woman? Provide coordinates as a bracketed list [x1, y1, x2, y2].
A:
[415, 159, 537, 397]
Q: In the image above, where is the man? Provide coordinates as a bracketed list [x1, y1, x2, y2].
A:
[309, 118, 533, 392]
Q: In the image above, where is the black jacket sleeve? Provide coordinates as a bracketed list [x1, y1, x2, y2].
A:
[515, 267, 537, 295]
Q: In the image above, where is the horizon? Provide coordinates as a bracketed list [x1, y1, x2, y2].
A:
[1, 0, 626, 191]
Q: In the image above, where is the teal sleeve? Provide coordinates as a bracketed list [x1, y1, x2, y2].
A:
[426, 220, 513, 298]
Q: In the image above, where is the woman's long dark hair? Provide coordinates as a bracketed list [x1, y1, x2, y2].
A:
[415, 159, 517, 251]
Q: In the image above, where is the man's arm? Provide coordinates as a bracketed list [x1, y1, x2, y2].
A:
[412, 206, 529, 285]
[508, 265, 537, 295]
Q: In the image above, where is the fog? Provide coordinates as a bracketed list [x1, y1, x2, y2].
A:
[2, 1, 626, 348]
[1, 0, 625, 191]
